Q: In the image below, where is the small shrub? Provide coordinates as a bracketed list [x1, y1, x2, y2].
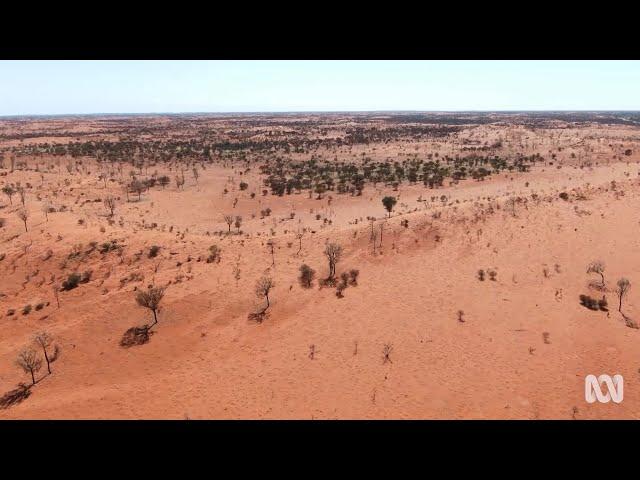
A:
[22, 304, 32, 315]
[206, 245, 221, 263]
[99, 240, 119, 253]
[148, 245, 161, 258]
[348, 269, 359, 286]
[61, 273, 82, 291]
[298, 264, 316, 289]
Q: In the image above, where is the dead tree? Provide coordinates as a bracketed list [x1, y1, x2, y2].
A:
[617, 278, 631, 313]
[34, 332, 57, 374]
[324, 242, 343, 280]
[16, 348, 42, 386]
[103, 196, 117, 217]
[17, 187, 26, 206]
[255, 276, 274, 312]
[267, 240, 276, 267]
[382, 343, 393, 364]
[17, 208, 28, 232]
[224, 214, 233, 233]
[587, 261, 606, 288]
[2, 185, 15, 204]
[135, 286, 166, 328]
[52, 283, 60, 308]
[41, 203, 51, 222]
[296, 231, 304, 255]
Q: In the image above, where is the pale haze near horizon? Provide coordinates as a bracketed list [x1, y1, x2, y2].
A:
[0, 60, 639, 116]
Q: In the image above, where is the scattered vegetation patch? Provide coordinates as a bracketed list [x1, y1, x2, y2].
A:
[298, 264, 316, 289]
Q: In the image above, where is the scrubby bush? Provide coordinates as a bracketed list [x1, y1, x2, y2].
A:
[99, 240, 119, 253]
[587, 261, 606, 288]
[298, 264, 315, 288]
[148, 245, 161, 258]
[61, 273, 82, 291]
[206, 245, 221, 263]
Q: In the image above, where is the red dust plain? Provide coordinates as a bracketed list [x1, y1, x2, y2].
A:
[1, 112, 639, 419]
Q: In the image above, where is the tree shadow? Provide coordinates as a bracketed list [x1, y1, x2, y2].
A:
[0, 383, 32, 410]
[621, 313, 639, 329]
[120, 325, 154, 348]
[248, 310, 269, 324]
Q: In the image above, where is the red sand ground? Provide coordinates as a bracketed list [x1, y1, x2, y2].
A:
[1, 115, 640, 419]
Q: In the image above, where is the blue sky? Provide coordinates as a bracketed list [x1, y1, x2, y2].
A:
[0, 60, 639, 115]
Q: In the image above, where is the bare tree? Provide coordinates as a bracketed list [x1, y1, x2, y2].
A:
[382, 343, 393, 364]
[16, 348, 42, 385]
[34, 332, 57, 374]
[135, 286, 166, 328]
[587, 261, 606, 288]
[130, 179, 144, 201]
[267, 240, 276, 267]
[617, 278, 631, 313]
[192, 167, 199, 184]
[223, 214, 233, 233]
[103, 196, 117, 217]
[234, 215, 242, 232]
[17, 186, 26, 206]
[295, 231, 304, 255]
[369, 219, 377, 254]
[255, 276, 274, 312]
[17, 208, 28, 232]
[324, 242, 343, 279]
[2, 185, 15, 205]
[52, 283, 60, 308]
[41, 202, 51, 222]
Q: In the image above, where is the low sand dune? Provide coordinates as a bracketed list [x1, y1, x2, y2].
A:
[1, 113, 639, 418]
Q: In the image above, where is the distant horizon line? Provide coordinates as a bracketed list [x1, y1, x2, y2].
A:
[2, 109, 640, 119]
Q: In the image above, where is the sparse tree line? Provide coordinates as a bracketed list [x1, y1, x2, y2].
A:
[2, 331, 61, 409]
[260, 153, 544, 198]
[581, 260, 636, 328]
